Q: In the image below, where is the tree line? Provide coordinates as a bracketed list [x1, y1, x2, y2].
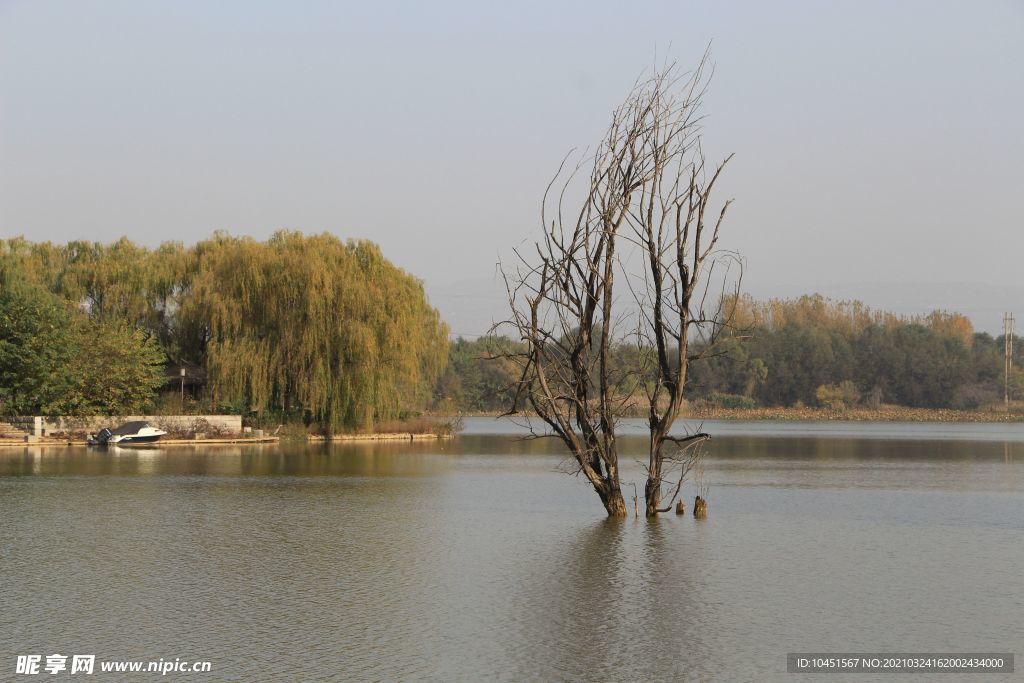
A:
[437, 295, 1022, 412]
[0, 233, 448, 430]
[3, 234, 1019, 424]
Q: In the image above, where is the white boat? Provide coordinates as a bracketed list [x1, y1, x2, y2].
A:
[88, 421, 167, 446]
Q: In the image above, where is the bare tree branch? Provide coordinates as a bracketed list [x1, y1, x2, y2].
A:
[496, 51, 740, 517]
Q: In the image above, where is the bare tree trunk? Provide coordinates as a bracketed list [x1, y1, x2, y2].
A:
[600, 485, 629, 517]
[502, 50, 738, 517]
[645, 471, 662, 518]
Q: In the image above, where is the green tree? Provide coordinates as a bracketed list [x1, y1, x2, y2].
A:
[687, 335, 766, 400]
[854, 324, 969, 407]
[54, 320, 167, 415]
[752, 324, 853, 406]
[438, 336, 524, 412]
[0, 274, 167, 416]
[0, 280, 74, 414]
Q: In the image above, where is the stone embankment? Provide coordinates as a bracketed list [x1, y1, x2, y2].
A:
[0, 421, 28, 439]
[0, 415, 278, 447]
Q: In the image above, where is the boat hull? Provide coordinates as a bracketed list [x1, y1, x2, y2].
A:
[109, 434, 163, 444]
[87, 423, 167, 446]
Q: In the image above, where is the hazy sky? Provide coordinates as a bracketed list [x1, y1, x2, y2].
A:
[1, 1, 1021, 334]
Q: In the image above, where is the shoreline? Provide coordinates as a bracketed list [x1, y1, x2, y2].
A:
[433, 406, 1024, 423]
[683, 407, 1024, 423]
[4, 406, 1021, 449]
[0, 436, 280, 448]
[308, 432, 454, 442]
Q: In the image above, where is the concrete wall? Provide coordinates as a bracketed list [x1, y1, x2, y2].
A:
[7, 415, 242, 437]
[5, 417, 39, 435]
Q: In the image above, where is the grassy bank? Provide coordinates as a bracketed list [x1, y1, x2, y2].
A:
[433, 405, 1024, 423]
[300, 416, 464, 441]
[682, 405, 1024, 422]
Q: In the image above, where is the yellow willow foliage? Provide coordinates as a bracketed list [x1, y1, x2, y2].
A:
[59, 238, 190, 326]
[924, 310, 974, 349]
[723, 293, 973, 343]
[1, 237, 191, 335]
[179, 231, 448, 430]
[0, 238, 68, 291]
[2, 232, 448, 429]
[725, 294, 895, 334]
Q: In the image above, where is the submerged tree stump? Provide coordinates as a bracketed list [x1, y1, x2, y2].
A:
[675, 499, 685, 515]
[693, 496, 708, 518]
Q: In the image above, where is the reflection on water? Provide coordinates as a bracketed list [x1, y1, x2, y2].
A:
[1, 421, 1022, 681]
[0, 441, 454, 478]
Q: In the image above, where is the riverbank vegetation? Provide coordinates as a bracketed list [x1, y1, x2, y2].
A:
[0, 277, 166, 415]
[0, 232, 448, 431]
[436, 295, 1023, 417]
[689, 294, 1021, 411]
[3, 235, 1021, 433]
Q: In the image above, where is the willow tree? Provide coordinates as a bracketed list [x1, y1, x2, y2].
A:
[57, 238, 190, 350]
[0, 236, 191, 353]
[0, 238, 69, 296]
[504, 56, 741, 517]
[180, 231, 448, 431]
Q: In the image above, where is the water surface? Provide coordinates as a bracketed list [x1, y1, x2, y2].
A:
[1, 418, 1021, 681]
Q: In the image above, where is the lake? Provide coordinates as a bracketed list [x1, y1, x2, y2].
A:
[1, 418, 1022, 681]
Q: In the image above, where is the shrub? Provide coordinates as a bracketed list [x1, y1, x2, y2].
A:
[708, 392, 756, 409]
[371, 416, 463, 436]
[815, 381, 860, 409]
[950, 382, 1000, 410]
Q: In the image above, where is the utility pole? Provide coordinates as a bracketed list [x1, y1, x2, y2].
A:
[1005, 312, 1015, 409]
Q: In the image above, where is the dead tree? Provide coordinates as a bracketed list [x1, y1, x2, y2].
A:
[503, 54, 740, 517]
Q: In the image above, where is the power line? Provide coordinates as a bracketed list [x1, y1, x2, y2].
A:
[1005, 312, 1015, 409]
